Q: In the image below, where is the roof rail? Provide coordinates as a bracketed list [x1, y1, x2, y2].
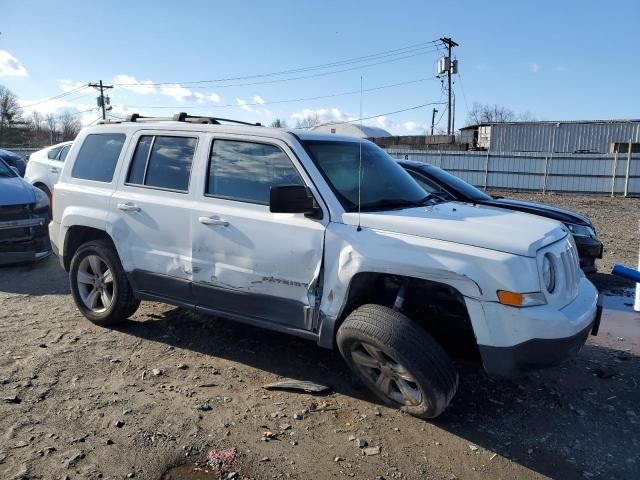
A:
[123, 112, 262, 126]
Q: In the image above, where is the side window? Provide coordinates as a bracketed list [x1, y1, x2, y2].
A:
[71, 134, 126, 182]
[408, 171, 440, 194]
[47, 146, 63, 160]
[207, 139, 303, 204]
[57, 145, 71, 162]
[126, 135, 196, 192]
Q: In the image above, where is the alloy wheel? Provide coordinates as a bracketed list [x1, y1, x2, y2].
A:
[76, 255, 114, 313]
[350, 342, 423, 406]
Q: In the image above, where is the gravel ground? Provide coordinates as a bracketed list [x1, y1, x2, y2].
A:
[1, 194, 639, 480]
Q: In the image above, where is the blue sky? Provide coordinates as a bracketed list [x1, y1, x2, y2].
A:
[1, 0, 639, 134]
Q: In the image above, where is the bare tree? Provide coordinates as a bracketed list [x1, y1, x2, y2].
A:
[0, 84, 23, 144]
[466, 103, 514, 125]
[270, 118, 288, 128]
[45, 114, 57, 145]
[295, 112, 321, 129]
[466, 102, 538, 126]
[57, 111, 82, 141]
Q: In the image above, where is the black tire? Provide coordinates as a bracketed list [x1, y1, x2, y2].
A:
[69, 239, 140, 326]
[337, 304, 458, 419]
[35, 184, 51, 199]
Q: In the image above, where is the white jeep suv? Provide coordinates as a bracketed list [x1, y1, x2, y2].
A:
[49, 113, 601, 418]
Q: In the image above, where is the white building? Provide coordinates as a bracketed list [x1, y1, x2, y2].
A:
[311, 122, 391, 139]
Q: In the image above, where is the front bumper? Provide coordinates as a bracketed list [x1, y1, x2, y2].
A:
[472, 277, 599, 379]
[574, 234, 603, 274]
[0, 215, 51, 265]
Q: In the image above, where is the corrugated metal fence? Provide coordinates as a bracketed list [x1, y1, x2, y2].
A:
[386, 148, 640, 196]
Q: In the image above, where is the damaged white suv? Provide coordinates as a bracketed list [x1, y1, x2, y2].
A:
[49, 113, 601, 418]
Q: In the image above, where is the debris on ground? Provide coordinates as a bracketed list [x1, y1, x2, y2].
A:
[151, 368, 164, 377]
[355, 438, 368, 448]
[3, 395, 21, 404]
[207, 447, 237, 472]
[363, 446, 381, 456]
[262, 380, 330, 393]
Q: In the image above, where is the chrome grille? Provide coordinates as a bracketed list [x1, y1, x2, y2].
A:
[542, 237, 581, 308]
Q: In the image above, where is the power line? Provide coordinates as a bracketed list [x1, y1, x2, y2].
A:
[19, 84, 89, 109]
[115, 49, 440, 91]
[299, 100, 447, 130]
[124, 76, 438, 110]
[113, 40, 440, 88]
[70, 107, 99, 116]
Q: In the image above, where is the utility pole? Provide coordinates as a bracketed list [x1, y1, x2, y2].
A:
[430, 108, 438, 136]
[88, 80, 113, 120]
[440, 37, 458, 135]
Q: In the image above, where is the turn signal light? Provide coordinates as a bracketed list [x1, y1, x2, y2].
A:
[497, 290, 546, 307]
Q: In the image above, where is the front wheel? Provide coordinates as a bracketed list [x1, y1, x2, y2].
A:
[69, 239, 140, 326]
[337, 304, 458, 419]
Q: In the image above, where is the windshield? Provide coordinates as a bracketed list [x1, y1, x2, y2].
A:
[0, 159, 16, 178]
[427, 166, 492, 201]
[303, 140, 429, 211]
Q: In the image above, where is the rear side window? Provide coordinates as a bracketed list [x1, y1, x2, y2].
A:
[57, 145, 71, 162]
[207, 140, 303, 204]
[47, 146, 63, 160]
[127, 135, 196, 192]
[71, 134, 126, 182]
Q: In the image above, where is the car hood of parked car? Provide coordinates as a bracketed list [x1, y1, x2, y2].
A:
[342, 201, 567, 257]
[0, 175, 36, 207]
[478, 198, 592, 227]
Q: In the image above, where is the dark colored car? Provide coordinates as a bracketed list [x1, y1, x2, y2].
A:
[0, 148, 27, 177]
[0, 159, 51, 265]
[399, 160, 603, 273]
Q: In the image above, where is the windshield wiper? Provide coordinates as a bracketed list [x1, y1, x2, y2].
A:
[359, 195, 434, 211]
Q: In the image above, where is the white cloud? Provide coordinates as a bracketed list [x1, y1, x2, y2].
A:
[553, 65, 568, 73]
[402, 121, 428, 133]
[235, 96, 272, 116]
[0, 50, 28, 77]
[159, 83, 192, 102]
[113, 74, 157, 95]
[58, 79, 85, 93]
[290, 107, 356, 124]
[194, 92, 221, 104]
[530, 62, 541, 73]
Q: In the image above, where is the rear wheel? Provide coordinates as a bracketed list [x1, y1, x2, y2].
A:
[337, 304, 458, 419]
[69, 240, 140, 326]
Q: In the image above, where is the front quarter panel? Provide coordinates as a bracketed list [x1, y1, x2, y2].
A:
[318, 222, 540, 346]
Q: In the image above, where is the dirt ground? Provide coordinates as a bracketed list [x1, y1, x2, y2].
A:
[1, 195, 639, 480]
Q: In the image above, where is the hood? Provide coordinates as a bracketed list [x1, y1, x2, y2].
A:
[342, 202, 567, 257]
[0, 175, 36, 207]
[483, 198, 592, 226]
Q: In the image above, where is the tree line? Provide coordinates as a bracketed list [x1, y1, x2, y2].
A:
[0, 84, 82, 148]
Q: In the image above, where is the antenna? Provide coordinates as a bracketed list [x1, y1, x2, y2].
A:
[357, 76, 363, 232]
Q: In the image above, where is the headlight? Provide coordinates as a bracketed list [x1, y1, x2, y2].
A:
[497, 290, 546, 307]
[542, 253, 556, 293]
[33, 187, 50, 212]
[566, 223, 595, 238]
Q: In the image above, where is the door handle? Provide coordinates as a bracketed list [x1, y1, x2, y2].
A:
[199, 216, 229, 227]
[50, 167, 59, 173]
[117, 202, 141, 212]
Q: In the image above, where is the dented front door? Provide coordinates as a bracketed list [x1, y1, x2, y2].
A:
[190, 136, 326, 331]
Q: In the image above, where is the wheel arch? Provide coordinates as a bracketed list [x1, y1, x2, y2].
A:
[318, 271, 479, 360]
[62, 226, 116, 271]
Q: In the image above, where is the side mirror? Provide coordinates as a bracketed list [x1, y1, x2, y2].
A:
[10, 166, 19, 176]
[270, 185, 320, 216]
